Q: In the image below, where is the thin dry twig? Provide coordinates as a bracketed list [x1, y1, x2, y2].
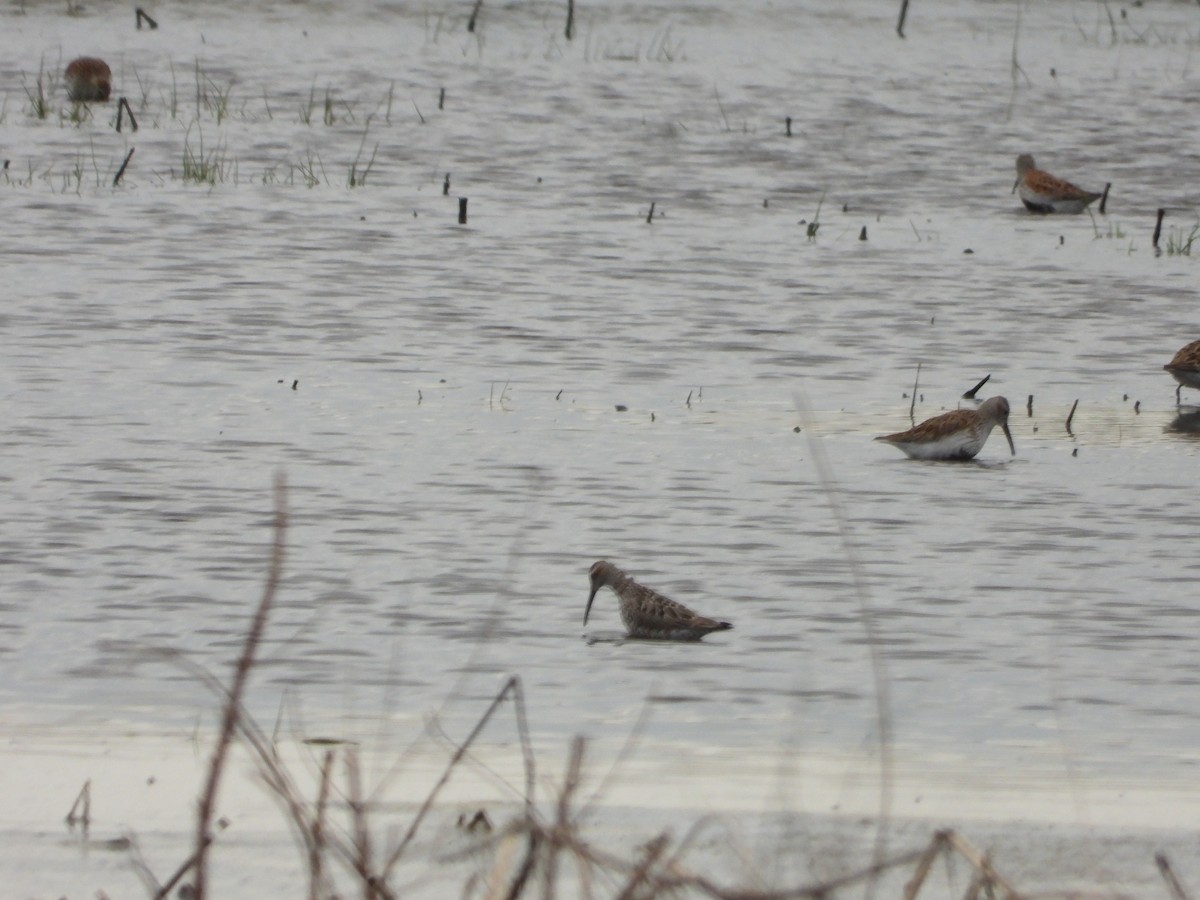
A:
[1157, 853, 1193, 900]
[191, 473, 288, 899]
[308, 749, 335, 900]
[381, 675, 535, 879]
[793, 389, 894, 896]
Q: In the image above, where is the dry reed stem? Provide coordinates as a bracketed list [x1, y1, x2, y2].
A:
[901, 830, 950, 900]
[542, 736, 587, 896]
[308, 749, 335, 900]
[191, 473, 287, 899]
[346, 748, 379, 899]
[152, 834, 215, 900]
[1157, 853, 1193, 900]
[616, 832, 670, 899]
[944, 832, 1021, 900]
[793, 389, 894, 895]
[381, 675, 535, 880]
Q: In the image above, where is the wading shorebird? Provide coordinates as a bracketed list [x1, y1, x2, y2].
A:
[876, 396, 1015, 461]
[1014, 154, 1101, 214]
[584, 560, 732, 641]
[65, 57, 112, 102]
[1164, 340, 1200, 403]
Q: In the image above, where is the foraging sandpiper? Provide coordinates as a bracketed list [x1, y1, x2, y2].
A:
[876, 396, 1015, 461]
[584, 560, 732, 641]
[1014, 154, 1101, 214]
[1165, 340, 1200, 403]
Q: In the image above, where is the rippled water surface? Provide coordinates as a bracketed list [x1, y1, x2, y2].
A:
[4, 0, 1200, 799]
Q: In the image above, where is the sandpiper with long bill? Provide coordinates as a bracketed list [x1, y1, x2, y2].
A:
[876, 396, 1015, 461]
[1014, 154, 1101, 214]
[584, 560, 732, 641]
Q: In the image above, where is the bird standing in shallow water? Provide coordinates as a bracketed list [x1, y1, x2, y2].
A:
[1164, 340, 1200, 403]
[584, 560, 732, 641]
[876, 396, 1016, 461]
[1014, 154, 1102, 214]
[64, 57, 113, 102]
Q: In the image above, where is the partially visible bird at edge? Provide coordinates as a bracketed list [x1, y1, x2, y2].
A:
[1164, 339, 1200, 403]
[876, 396, 1016, 461]
[584, 560, 733, 642]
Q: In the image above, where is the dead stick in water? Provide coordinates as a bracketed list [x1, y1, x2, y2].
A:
[785, 116, 792, 137]
[1026, 394, 1033, 416]
[116, 97, 138, 133]
[962, 374, 990, 400]
[909, 362, 921, 422]
[458, 197, 468, 224]
[136, 6, 158, 28]
[897, 0, 910, 37]
[65, 779, 92, 829]
[113, 148, 135, 186]
[438, 87, 445, 110]
[1065, 399, 1079, 433]
[646, 201, 655, 224]
[467, 0, 483, 32]
[1099, 182, 1111, 214]
[565, 0, 575, 40]
[1153, 208, 1165, 249]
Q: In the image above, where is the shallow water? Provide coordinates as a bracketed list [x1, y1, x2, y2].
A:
[3, 0, 1200, 833]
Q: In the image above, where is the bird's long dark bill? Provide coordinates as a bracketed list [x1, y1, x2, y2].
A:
[1011, 176, 1020, 194]
[1002, 423, 1016, 455]
[584, 586, 599, 626]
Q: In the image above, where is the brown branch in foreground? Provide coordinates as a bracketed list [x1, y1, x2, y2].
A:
[616, 832, 670, 899]
[308, 750, 335, 900]
[794, 388, 894, 899]
[346, 749, 379, 900]
[541, 737, 587, 896]
[191, 474, 287, 900]
[152, 833, 216, 900]
[901, 830, 950, 900]
[1158, 853, 1194, 900]
[381, 675, 535, 880]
